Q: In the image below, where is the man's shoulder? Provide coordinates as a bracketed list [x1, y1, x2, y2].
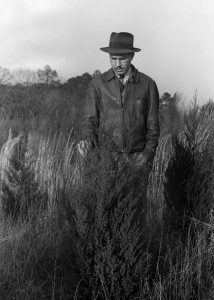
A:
[88, 69, 113, 88]
[138, 71, 154, 82]
[92, 69, 113, 80]
[134, 67, 156, 84]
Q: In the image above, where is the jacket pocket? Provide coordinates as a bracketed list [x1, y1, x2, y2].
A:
[134, 97, 148, 116]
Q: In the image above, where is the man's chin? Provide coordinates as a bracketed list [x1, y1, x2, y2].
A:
[115, 70, 124, 75]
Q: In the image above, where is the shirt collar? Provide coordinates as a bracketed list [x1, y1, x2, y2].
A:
[115, 68, 131, 83]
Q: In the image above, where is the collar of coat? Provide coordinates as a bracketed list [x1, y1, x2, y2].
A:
[105, 64, 140, 83]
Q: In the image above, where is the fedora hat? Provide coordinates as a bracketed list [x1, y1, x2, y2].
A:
[100, 32, 141, 54]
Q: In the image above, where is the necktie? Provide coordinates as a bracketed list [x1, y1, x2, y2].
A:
[119, 74, 125, 93]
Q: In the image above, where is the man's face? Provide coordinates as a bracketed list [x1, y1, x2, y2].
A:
[109, 53, 134, 76]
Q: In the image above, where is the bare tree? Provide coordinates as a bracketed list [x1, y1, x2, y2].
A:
[12, 69, 38, 86]
[0, 67, 12, 84]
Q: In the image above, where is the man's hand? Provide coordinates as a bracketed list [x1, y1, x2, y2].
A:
[77, 141, 92, 158]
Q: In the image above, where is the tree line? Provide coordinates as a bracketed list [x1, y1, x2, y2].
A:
[0, 65, 92, 87]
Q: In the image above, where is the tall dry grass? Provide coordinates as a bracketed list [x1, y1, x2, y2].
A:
[0, 97, 213, 298]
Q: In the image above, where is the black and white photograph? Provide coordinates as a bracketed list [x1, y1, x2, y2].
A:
[0, 0, 213, 299]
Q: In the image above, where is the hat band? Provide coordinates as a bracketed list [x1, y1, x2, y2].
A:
[109, 42, 134, 50]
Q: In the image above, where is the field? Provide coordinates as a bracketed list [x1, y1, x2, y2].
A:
[0, 78, 213, 299]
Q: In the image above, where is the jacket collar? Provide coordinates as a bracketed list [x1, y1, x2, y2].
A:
[105, 64, 140, 83]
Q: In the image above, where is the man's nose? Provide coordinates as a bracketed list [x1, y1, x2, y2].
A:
[115, 59, 121, 67]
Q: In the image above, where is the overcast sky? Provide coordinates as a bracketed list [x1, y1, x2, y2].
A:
[0, 0, 214, 104]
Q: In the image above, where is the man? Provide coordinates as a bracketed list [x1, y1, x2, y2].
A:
[79, 32, 159, 171]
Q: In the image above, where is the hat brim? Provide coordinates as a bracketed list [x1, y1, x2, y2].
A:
[100, 47, 141, 53]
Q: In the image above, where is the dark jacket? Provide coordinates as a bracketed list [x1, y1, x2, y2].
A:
[80, 65, 160, 163]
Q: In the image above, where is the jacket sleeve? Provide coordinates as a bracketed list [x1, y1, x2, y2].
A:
[143, 80, 160, 162]
[80, 78, 100, 146]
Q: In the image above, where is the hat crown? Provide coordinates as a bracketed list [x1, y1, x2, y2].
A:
[100, 32, 141, 53]
[109, 32, 134, 49]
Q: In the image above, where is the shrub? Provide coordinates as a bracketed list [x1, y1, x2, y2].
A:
[63, 146, 151, 299]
